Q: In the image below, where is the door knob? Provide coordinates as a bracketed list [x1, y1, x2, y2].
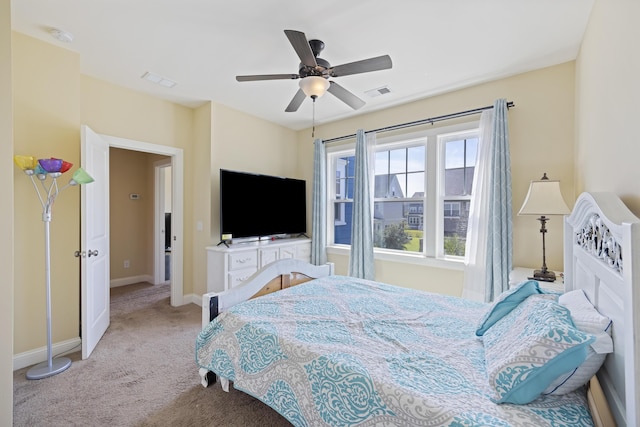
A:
[88, 250, 99, 257]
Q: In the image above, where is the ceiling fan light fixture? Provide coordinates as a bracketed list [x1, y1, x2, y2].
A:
[299, 76, 330, 98]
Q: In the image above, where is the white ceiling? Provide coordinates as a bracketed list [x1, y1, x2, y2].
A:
[11, 0, 594, 131]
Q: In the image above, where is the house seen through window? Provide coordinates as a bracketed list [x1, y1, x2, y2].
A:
[328, 125, 479, 260]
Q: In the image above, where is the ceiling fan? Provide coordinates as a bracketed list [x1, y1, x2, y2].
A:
[236, 29, 392, 112]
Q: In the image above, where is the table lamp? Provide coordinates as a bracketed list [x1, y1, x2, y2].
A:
[518, 173, 570, 282]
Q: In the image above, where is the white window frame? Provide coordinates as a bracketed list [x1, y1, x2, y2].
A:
[334, 158, 348, 226]
[326, 121, 479, 268]
[436, 128, 480, 260]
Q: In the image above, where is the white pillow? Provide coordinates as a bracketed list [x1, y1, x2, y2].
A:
[542, 289, 613, 395]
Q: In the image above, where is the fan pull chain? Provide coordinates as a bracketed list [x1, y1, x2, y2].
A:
[312, 96, 316, 138]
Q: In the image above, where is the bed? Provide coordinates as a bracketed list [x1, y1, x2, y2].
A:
[197, 192, 639, 427]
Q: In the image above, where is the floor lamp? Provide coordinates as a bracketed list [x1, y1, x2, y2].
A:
[14, 155, 94, 380]
[518, 173, 570, 282]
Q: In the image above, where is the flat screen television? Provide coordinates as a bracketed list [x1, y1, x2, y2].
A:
[219, 169, 306, 241]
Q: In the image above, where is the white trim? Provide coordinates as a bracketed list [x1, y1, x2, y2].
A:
[109, 275, 154, 288]
[436, 130, 479, 258]
[326, 245, 465, 271]
[99, 133, 185, 307]
[13, 337, 81, 371]
[154, 159, 171, 286]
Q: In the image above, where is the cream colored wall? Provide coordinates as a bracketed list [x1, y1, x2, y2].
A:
[575, 0, 640, 214]
[327, 255, 465, 297]
[6, 0, 639, 415]
[11, 29, 300, 358]
[208, 102, 299, 242]
[80, 80, 296, 299]
[1, 0, 13, 421]
[12, 33, 81, 354]
[298, 63, 576, 295]
[11, 33, 200, 356]
[80, 75, 197, 294]
[191, 102, 212, 296]
[109, 148, 154, 280]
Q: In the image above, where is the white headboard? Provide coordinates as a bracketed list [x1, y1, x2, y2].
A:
[564, 192, 640, 427]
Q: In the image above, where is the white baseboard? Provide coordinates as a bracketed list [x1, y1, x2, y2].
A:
[13, 337, 82, 371]
[184, 293, 201, 306]
[110, 274, 154, 288]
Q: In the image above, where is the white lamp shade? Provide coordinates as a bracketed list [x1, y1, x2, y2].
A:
[299, 76, 330, 98]
[518, 179, 570, 216]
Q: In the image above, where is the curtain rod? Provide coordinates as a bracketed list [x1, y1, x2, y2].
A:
[323, 101, 515, 144]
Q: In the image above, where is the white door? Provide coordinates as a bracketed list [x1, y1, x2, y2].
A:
[80, 125, 110, 359]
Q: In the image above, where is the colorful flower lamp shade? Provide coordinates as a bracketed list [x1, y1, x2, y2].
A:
[13, 155, 38, 172]
[38, 158, 63, 173]
[70, 167, 94, 185]
[14, 154, 94, 380]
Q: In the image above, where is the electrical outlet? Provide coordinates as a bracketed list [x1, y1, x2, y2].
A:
[124, 260, 130, 268]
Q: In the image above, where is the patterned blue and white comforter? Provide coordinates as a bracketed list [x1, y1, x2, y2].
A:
[196, 275, 593, 427]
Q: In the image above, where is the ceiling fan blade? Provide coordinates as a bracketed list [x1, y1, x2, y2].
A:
[329, 55, 392, 77]
[236, 74, 299, 82]
[327, 81, 365, 110]
[285, 89, 307, 112]
[284, 30, 317, 68]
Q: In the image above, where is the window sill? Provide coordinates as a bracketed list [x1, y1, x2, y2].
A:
[326, 245, 465, 271]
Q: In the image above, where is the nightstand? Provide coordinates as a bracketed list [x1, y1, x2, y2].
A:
[509, 267, 565, 293]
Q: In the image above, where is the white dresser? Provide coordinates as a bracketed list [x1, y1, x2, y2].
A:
[205, 238, 311, 293]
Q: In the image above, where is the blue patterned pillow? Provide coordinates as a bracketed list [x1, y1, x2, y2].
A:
[475, 280, 542, 336]
[483, 296, 595, 404]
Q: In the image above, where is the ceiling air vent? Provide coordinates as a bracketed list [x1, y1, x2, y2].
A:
[141, 72, 177, 88]
[365, 86, 391, 98]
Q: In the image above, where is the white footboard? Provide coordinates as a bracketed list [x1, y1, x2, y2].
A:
[202, 259, 334, 328]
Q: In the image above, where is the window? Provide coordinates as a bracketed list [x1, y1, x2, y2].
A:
[372, 145, 425, 251]
[441, 133, 478, 257]
[444, 202, 460, 218]
[327, 123, 479, 261]
[334, 158, 350, 226]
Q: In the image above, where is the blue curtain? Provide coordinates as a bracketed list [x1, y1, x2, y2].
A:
[311, 138, 327, 265]
[463, 98, 513, 302]
[348, 130, 375, 280]
[485, 99, 513, 301]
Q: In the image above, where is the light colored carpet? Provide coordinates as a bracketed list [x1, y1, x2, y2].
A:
[13, 282, 292, 426]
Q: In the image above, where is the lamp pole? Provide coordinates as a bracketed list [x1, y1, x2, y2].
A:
[14, 156, 94, 380]
[26, 180, 72, 380]
[534, 215, 553, 280]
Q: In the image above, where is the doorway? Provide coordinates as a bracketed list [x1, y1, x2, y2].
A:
[102, 137, 184, 306]
[81, 126, 184, 359]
